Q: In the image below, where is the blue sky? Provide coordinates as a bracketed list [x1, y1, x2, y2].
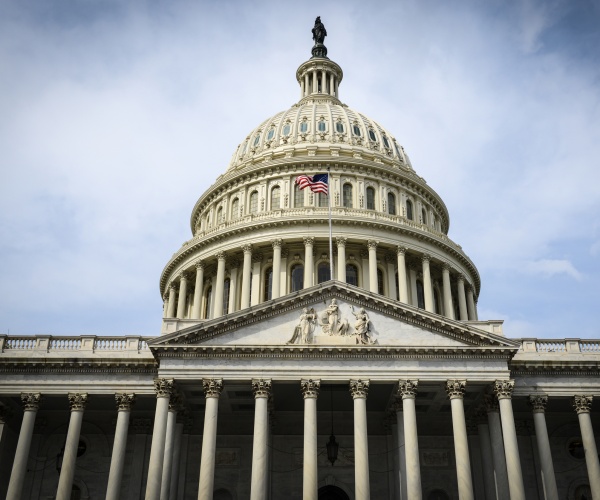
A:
[1, 0, 599, 338]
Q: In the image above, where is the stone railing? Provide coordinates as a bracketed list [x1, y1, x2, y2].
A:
[0, 335, 152, 357]
[520, 338, 600, 353]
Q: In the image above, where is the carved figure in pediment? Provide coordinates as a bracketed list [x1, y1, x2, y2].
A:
[320, 299, 350, 336]
[351, 306, 374, 345]
[287, 308, 317, 344]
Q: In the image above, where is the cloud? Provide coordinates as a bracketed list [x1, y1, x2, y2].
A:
[523, 259, 583, 281]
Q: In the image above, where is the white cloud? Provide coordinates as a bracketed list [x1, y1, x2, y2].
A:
[523, 259, 583, 281]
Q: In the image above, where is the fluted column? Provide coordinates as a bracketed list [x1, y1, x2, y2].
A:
[466, 287, 476, 320]
[398, 380, 421, 500]
[192, 261, 204, 319]
[251, 379, 272, 500]
[271, 240, 282, 299]
[421, 255, 434, 312]
[457, 275, 468, 321]
[397, 247, 409, 304]
[484, 394, 509, 500]
[573, 396, 600, 498]
[367, 240, 378, 293]
[336, 237, 347, 282]
[145, 379, 174, 500]
[475, 409, 497, 500]
[304, 237, 314, 288]
[446, 381, 473, 500]
[212, 252, 226, 318]
[6, 393, 41, 500]
[56, 393, 88, 500]
[106, 393, 136, 500]
[160, 396, 180, 500]
[350, 379, 370, 500]
[494, 380, 525, 500]
[528, 395, 558, 500]
[198, 379, 223, 500]
[442, 264, 454, 319]
[167, 284, 176, 318]
[241, 245, 253, 309]
[176, 273, 188, 319]
[301, 379, 320, 500]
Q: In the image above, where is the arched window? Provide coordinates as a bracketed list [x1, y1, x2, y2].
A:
[406, 199, 414, 220]
[366, 187, 375, 210]
[216, 207, 223, 224]
[249, 191, 258, 214]
[317, 120, 326, 132]
[416, 280, 425, 309]
[231, 198, 239, 219]
[388, 192, 396, 215]
[294, 184, 304, 207]
[204, 286, 213, 319]
[352, 124, 361, 136]
[318, 262, 331, 283]
[253, 134, 260, 147]
[336, 121, 344, 133]
[290, 264, 304, 292]
[368, 129, 377, 141]
[421, 208, 427, 225]
[317, 192, 328, 207]
[271, 186, 280, 210]
[299, 120, 308, 133]
[377, 268, 384, 295]
[282, 123, 291, 136]
[264, 268, 273, 301]
[382, 135, 390, 148]
[346, 264, 359, 286]
[343, 183, 353, 208]
[222, 278, 231, 314]
[267, 127, 275, 140]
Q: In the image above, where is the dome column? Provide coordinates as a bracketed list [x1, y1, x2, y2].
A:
[312, 70, 317, 94]
[271, 240, 282, 299]
[457, 275, 468, 321]
[329, 73, 335, 97]
[397, 247, 409, 304]
[367, 240, 378, 293]
[573, 396, 600, 497]
[442, 264, 455, 320]
[192, 261, 204, 319]
[421, 255, 434, 313]
[241, 245, 252, 310]
[466, 287, 477, 320]
[336, 237, 347, 282]
[228, 259, 239, 313]
[212, 252, 226, 318]
[167, 284, 176, 318]
[304, 73, 309, 97]
[303, 238, 314, 288]
[176, 273, 188, 319]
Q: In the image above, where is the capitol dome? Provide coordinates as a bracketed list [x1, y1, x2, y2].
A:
[159, 32, 480, 332]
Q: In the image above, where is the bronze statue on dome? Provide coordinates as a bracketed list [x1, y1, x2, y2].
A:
[312, 16, 327, 45]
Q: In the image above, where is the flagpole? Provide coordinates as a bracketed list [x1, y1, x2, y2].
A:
[327, 166, 334, 282]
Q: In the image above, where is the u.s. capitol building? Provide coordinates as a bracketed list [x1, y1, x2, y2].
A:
[0, 19, 599, 500]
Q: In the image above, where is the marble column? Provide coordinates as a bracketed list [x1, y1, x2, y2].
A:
[446, 381, 474, 500]
[475, 409, 497, 500]
[301, 379, 320, 500]
[466, 287, 477, 320]
[251, 379, 272, 500]
[176, 273, 188, 319]
[145, 379, 174, 500]
[271, 240, 282, 299]
[350, 379, 370, 500]
[397, 247, 409, 304]
[494, 380, 525, 500]
[228, 261, 239, 314]
[367, 240, 378, 293]
[212, 252, 226, 318]
[160, 396, 180, 500]
[573, 395, 600, 498]
[442, 264, 454, 320]
[192, 261, 204, 319]
[398, 380, 421, 500]
[241, 244, 253, 309]
[198, 378, 223, 500]
[304, 73, 309, 96]
[312, 70, 317, 93]
[421, 255, 434, 312]
[168, 416, 185, 500]
[394, 402, 408, 500]
[167, 284, 177, 318]
[56, 393, 88, 500]
[106, 393, 136, 500]
[528, 395, 558, 500]
[484, 394, 509, 500]
[304, 237, 314, 288]
[6, 393, 41, 500]
[457, 275, 468, 321]
[336, 237, 347, 282]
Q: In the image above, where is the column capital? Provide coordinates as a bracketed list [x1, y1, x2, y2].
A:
[397, 379, 418, 400]
[252, 378, 272, 398]
[445, 380, 466, 400]
[494, 379, 515, 400]
[68, 392, 88, 412]
[367, 240, 378, 250]
[300, 379, 320, 399]
[303, 237, 315, 246]
[483, 394, 499, 412]
[154, 378, 175, 399]
[252, 253, 264, 263]
[242, 244, 253, 254]
[178, 272, 188, 282]
[21, 392, 42, 411]
[169, 283, 177, 292]
[215, 251, 227, 262]
[528, 394, 548, 413]
[397, 246, 407, 256]
[442, 262, 452, 272]
[195, 260, 205, 270]
[202, 378, 223, 398]
[457, 273, 465, 283]
[271, 239, 283, 249]
[335, 236, 347, 247]
[573, 395, 593, 414]
[169, 394, 182, 412]
[115, 393, 136, 412]
[421, 253, 431, 263]
[349, 379, 370, 399]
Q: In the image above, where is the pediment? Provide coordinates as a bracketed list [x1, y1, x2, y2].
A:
[150, 282, 518, 354]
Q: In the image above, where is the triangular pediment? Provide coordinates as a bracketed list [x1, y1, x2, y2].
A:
[150, 282, 518, 354]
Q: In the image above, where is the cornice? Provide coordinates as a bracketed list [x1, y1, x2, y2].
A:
[0, 359, 158, 375]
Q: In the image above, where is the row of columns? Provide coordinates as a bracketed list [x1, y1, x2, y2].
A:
[300, 69, 338, 98]
[165, 239, 478, 322]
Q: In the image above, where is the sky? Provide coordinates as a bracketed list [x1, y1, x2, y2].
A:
[1, 0, 599, 339]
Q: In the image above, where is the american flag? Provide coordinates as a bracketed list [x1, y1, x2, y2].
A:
[295, 174, 329, 194]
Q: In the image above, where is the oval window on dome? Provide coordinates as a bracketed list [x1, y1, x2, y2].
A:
[368, 129, 377, 141]
[283, 123, 291, 136]
[318, 120, 326, 132]
[336, 121, 344, 133]
[382, 135, 390, 148]
[352, 124, 361, 137]
[253, 135, 260, 147]
[267, 128, 275, 140]
[300, 121, 308, 133]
